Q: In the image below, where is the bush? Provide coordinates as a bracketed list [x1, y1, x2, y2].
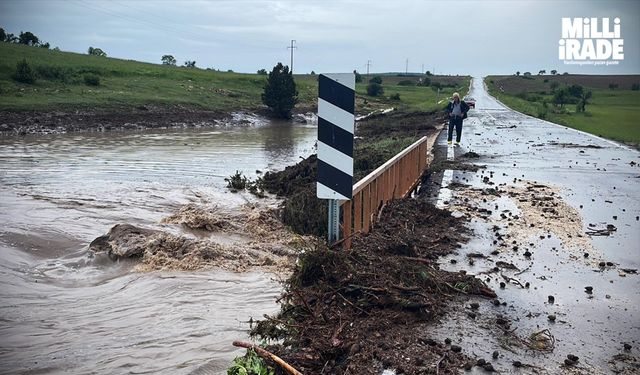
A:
[83, 74, 100, 86]
[12, 59, 36, 84]
[261, 62, 298, 118]
[225, 171, 248, 190]
[397, 80, 414, 86]
[390, 93, 401, 100]
[418, 77, 431, 86]
[366, 82, 384, 96]
[369, 76, 383, 84]
[35, 65, 73, 83]
[609, 83, 619, 90]
[632, 83, 640, 91]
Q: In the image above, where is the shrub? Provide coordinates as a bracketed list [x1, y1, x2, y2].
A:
[609, 83, 619, 90]
[366, 82, 384, 96]
[83, 74, 100, 86]
[418, 77, 431, 86]
[13, 59, 36, 84]
[369, 76, 383, 84]
[397, 80, 414, 86]
[35, 65, 73, 83]
[632, 83, 640, 91]
[225, 171, 248, 190]
[390, 93, 401, 100]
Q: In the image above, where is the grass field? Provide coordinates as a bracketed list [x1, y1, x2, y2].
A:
[0, 42, 468, 114]
[485, 75, 640, 146]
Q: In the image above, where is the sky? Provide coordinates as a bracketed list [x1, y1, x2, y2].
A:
[1, 0, 639, 76]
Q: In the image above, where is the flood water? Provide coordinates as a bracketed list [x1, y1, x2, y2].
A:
[0, 117, 317, 374]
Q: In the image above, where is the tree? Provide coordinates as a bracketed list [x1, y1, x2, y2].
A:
[161, 55, 176, 65]
[425, 70, 432, 76]
[553, 87, 570, 108]
[261, 62, 298, 118]
[12, 59, 36, 84]
[523, 72, 532, 76]
[550, 69, 558, 75]
[577, 90, 592, 112]
[0, 28, 5, 42]
[567, 84, 584, 98]
[184, 60, 196, 68]
[18, 31, 39, 46]
[5, 33, 18, 43]
[369, 75, 383, 84]
[39, 42, 50, 49]
[257, 69, 267, 75]
[88, 47, 107, 57]
[516, 71, 520, 76]
[366, 82, 383, 96]
[538, 70, 546, 75]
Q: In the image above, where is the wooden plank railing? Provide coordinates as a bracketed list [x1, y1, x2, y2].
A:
[340, 135, 430, 249]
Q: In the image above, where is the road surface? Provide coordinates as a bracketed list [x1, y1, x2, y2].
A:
[427, 77, 639, 374]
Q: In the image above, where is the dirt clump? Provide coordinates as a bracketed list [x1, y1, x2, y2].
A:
[251, 199, 495, 374]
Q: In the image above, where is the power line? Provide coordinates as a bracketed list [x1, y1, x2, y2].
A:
[71, 0, 212, 43]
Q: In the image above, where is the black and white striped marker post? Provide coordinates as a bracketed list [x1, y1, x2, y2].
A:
[316, 73, 355, 243]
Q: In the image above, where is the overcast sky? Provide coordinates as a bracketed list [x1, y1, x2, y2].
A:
[1, 0, 638, 76]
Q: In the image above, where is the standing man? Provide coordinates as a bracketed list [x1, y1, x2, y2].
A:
[445, 92, 470, 146]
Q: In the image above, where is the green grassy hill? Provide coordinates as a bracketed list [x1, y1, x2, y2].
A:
[486, 74, 640, 146]
[0, 42, 469, 114]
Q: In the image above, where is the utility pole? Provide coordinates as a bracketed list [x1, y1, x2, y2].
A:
[366, 60, 371, 76]
[421, 63, 424, 74]
[405, 58, 408, 75]
[288, 40, 297, 74]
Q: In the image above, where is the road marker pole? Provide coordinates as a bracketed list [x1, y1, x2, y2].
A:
[316, 73, 355, 244]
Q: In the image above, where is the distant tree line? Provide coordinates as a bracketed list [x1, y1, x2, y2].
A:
[0, 27, 51, 48]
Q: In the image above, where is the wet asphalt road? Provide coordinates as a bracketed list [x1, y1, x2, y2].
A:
[428, 77, 640, 373]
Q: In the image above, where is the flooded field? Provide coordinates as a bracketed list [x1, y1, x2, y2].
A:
[0, 116, 316, 374]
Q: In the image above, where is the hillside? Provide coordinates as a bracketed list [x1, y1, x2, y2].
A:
[0, 42, 470, 133]
[486, 74, 640, 146]
[0, 42, 319, 112]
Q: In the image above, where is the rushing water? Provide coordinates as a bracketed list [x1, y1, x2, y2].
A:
[0, 117, 317, 374]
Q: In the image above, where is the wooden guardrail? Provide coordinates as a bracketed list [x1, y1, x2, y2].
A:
[340, 135, 431, 249]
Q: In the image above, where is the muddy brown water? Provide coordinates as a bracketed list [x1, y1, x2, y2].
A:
[0, 117, 317, 374]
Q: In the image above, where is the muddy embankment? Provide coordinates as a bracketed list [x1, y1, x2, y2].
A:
[262, 110, 445, 238]
[0, 106, 316, 135]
